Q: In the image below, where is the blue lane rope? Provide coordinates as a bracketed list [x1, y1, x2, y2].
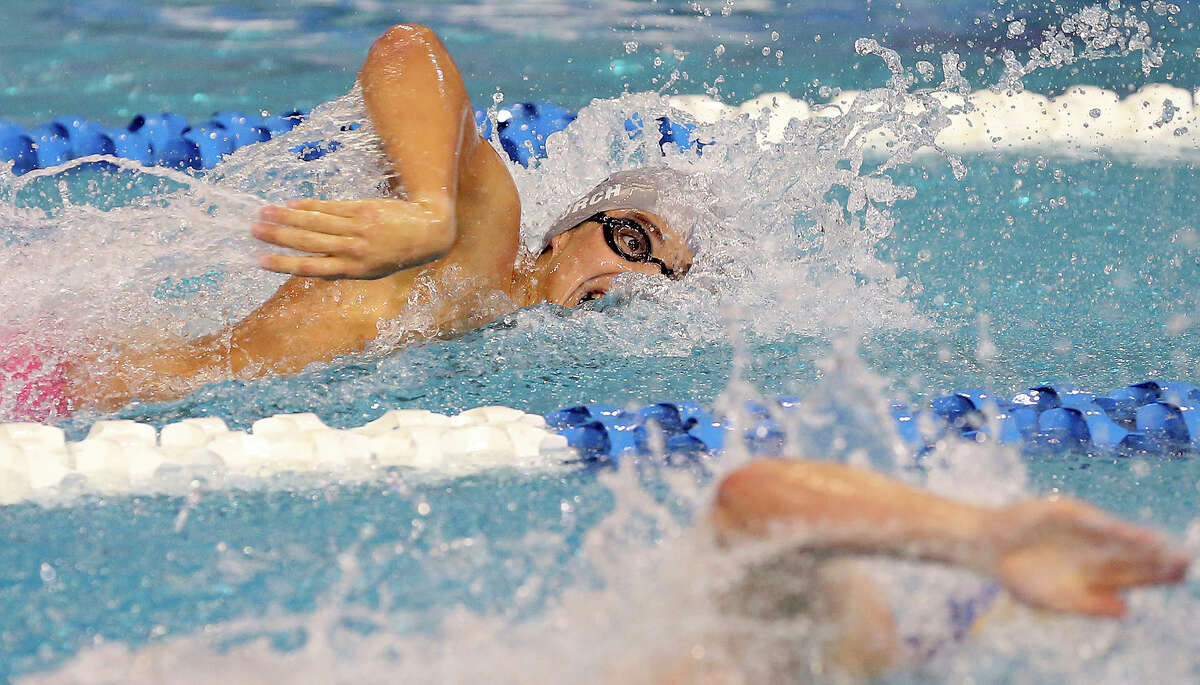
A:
[548, 381, 1200, 465]
[19, 108, 1179, 463]
[0, 103, 703, 174]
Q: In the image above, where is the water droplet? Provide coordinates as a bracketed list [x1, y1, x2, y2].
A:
[1089, 108, 1102, 118]
[39, 562, 56, 583]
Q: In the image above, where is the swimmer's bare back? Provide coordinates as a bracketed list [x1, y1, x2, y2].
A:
[67, 25, 522, 411]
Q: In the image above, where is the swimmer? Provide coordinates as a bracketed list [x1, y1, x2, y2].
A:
[665, 458, 1189, 681]
[47, 25, 694, 415]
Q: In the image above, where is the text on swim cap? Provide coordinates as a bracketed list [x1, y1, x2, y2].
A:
[569, 183, 624, 214]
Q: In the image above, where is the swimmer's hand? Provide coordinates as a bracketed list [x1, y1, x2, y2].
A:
[987, 498, 1189, 617]
[252, 197, 455, 279]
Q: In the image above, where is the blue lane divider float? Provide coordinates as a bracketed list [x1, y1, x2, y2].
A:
[0, 103, 703, 175]
[0, 110, 307, 175]
[547, 380, 1200, 466]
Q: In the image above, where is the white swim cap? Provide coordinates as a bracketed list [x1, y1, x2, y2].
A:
[540, 167, 701, 251]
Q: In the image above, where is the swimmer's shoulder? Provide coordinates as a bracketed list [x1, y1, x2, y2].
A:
[444, 135, 522, 273]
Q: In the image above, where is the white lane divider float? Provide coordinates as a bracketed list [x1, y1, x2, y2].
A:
[0, 408, 571, 506]
[671, 84, 1200, 161]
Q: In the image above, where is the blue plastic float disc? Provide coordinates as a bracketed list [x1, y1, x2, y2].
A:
[105, 128, 151, 165]
[28, 124, 73, 168]
[0, 121, 37, 175]
[54, 117, 115, 158]
[184, 126, 236, 169]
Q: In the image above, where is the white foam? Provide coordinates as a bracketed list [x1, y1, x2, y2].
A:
[0, 406, 571, 506]
[670, 83, 1200, 161]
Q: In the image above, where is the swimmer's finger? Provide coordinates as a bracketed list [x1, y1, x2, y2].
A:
[251, 222, 361, 256]
[1059, 508, 1190, 588]
[1094, 542, 1189, 590]
[257, 254, 360, 279]
[259, 206, 357, 234]
[284, 199, 364, 218]
[1072, 590, 1128, 617]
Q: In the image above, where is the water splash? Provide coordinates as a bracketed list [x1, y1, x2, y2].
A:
[8, 3, 1198, 682]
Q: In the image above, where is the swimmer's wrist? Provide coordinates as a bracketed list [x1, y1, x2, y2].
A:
[918, 502, 993, 573]
[407, 193, 455, 221]
[962, 507, 998, 574]
[973, 503, 1032, 576]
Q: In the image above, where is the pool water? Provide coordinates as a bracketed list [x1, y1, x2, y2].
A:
[3, 1, 1200, 682]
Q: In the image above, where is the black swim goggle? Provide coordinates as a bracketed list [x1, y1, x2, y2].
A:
[588, 212, 683, 280]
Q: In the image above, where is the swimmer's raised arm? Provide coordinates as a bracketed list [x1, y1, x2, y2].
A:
[253, 24, 516, 279]
[65, 26, 523, 411]
[713, 459, 1188, 617]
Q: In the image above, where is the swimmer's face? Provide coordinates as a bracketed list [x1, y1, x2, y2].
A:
[538, 209, 693, 307]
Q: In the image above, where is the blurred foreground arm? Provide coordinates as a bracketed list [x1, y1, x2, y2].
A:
[713, 458, 1189, 617]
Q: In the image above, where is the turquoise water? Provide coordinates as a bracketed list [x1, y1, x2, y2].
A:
[4, 1, 1198, 122]
[3, 1, 1200, 682]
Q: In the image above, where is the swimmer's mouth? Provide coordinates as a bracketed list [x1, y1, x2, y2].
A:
[568, 273, 618, 307]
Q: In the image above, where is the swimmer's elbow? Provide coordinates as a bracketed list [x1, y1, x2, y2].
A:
[368, 24, 445, 63]
[713, 460, 812, 538]
[712, 462, 776, 537]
